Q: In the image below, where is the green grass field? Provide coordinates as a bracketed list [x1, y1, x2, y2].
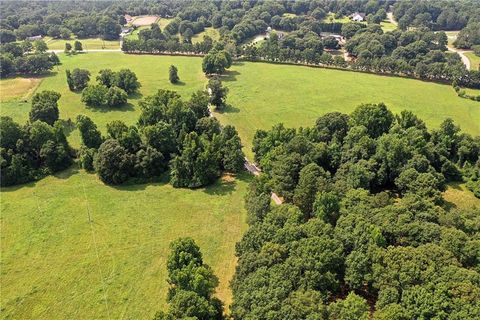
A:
[1, 169, 250, 319]
[465, 52, 480, 71]
[44, 37, 120, 50]
[1, 51, 479, 319]
[191, 27, 220, 44]
[380, 20, 397, 32]
[215, 61, 480, 158]
[1, 53, 479, 157]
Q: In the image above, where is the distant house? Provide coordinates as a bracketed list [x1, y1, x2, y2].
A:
[26, 35, 42, 41]
[350, 12, 365, 22]
[120, 27, 133, 36]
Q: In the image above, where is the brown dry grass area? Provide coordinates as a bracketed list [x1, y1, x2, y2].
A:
[0, 77, 42, 102]
[131, 15, 159, 26]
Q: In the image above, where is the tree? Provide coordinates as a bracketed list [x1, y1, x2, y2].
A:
[74, 40, 83, 52]
[76, 115, 102, 149]
[29, 90, 61, 125]
[96, 69, 115, 87]
[350, 103, 394, 138]
[0, 29, 16, 43]
[188, 90, 210, 119]
[33, 40, 48, 53]
[202, 48, 232, 75]
[94, 139, 132, 184]
[81, 84, 108, 106]
[114, 69, 140, 94]
[105, 86, 127, 107]
[97, 16, 121, 40]
[328, 292, 369, 320]
[64, 42, 71, 53]
[156, 237, 223, 319]
[220, 125, 244, 173]
[313, 191, 340, 225]
[207, 77, 228, 109]
[293, 163, 327, 216]
[67, 68, 90, 91]
[169, 65, 179, 84]
[40, 140, 71, 172]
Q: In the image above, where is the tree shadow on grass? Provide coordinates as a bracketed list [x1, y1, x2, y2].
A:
[129, 91, 143, 100]
[203, 171, 253, 196]
[172, 80, 186, 86]
[215, 103, 240, 114]
[109, 173, 170, 191]
[88, 102, 135, 113]
[222, 70, 240, 82]
[53, 166, 79, 180]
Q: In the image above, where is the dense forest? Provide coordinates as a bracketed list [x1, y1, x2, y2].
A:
[233, 104, 480, 319]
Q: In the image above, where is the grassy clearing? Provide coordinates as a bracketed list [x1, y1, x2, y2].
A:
[215, 61, 480, 159]
[465, 52, 480, 71]
[1, 168, 250, 319]
[380, 20, 397, 32]
[0, 77, 41, 102]
[443, 182, 480, 211]
[322, 12, 351, 24]
[44, 37, 120, 50]
[191, 27, 220, 44]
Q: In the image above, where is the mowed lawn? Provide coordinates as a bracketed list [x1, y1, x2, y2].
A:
[214, 62, 480, 158]
[1, 169, 250, 319]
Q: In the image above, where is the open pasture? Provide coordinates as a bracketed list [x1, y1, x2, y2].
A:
[1, 53, 479, 157]
[1, 169, 250, 319]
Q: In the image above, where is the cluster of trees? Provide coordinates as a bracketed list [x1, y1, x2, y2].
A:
[393, 0, 479, 31]
[1, 91, 73, 186]
[0, 40, 59, 78]
[121, 24, 215, 54]
[231, 104, 480, 319]
[64, 40, 83, 54]
[77, 89, 244, 187]
[79, 69, 140, 108]
[154, 238, 223, 320]
[0, 1, 122, 41]
[454, 22, 480, 49]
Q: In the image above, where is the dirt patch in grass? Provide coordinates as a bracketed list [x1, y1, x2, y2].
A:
[131, 15, 159, 26]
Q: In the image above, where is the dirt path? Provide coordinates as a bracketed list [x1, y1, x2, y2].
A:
[387, 12, 397, 26]
[447, 47, 472, 70]
[243, 158, 283, 205]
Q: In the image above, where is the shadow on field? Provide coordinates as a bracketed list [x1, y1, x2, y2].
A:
[222, 70, 240, 82]
[216, 103, 240, 114]
[53, 166, 79, 180]
[88, 102, 135, 113]
[173, 80, 186, 86]
[203, 172, 252, 196]
[129, 91, 144, 100]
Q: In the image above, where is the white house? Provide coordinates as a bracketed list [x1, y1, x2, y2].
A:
[26, 35, 42, 41]
[350, 12, 365, 22]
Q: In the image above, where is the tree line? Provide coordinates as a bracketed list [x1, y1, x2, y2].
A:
[230, 104, 480, 319]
